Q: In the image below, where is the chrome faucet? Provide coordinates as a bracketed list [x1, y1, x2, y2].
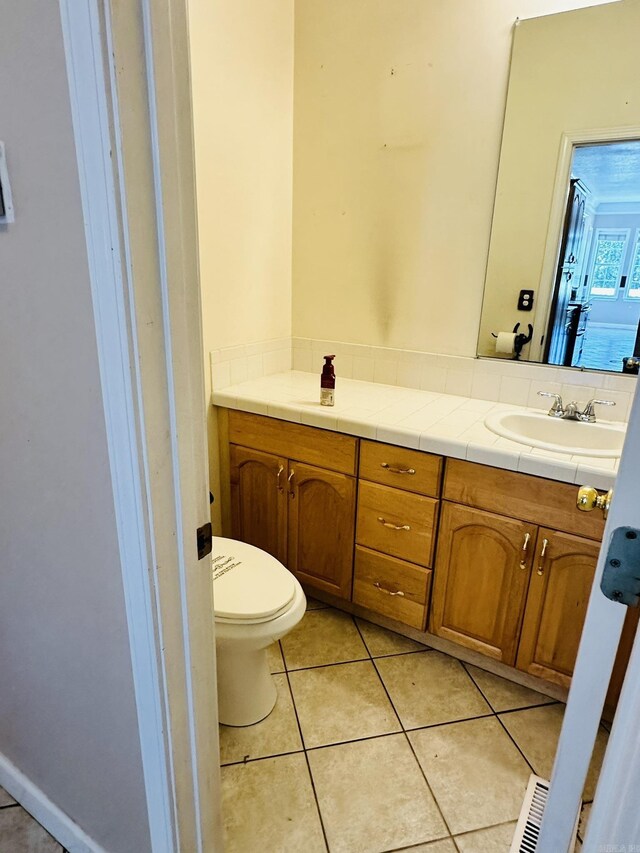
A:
[537, 391, 615, 422]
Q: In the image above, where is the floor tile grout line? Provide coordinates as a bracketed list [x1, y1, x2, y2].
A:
[353, 618, 458, 844]
[460, 661, 540, 775]
[381, 831, 457, 852]
[0, 803, 19, 810]
[221, 747, 306, 768]
[460, 660, 562, 715]
[283, 666, 331, 853]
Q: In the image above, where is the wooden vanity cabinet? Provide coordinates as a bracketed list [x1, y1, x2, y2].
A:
[225, 411, 357, 600]
[432, 460, 606, 684]
[516, 528, 600, 687]
[230, 445, 288, 564]
[222, 411, 630, 710]
[354, 440, 442, 630]
[288, 462, 356, 599]
[431, 503, 535, 665]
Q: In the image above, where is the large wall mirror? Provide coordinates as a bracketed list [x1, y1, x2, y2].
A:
[478, 0, 640, 373]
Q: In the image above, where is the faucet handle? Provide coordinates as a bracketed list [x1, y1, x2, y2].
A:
[581, 399, 616, 422]
[538, 391, 564, 415]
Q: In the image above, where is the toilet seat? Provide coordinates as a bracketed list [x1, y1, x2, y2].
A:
[212, 537, 296, 624]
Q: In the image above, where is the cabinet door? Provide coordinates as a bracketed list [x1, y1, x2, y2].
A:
[516, 528, 601, 688]
[230, 445, 288, 564]
[431, 503, 536, 664]
[288, 462, 356, 599]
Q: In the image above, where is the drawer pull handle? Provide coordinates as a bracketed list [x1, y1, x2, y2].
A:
[537, 537, 549, 576]
[381, 463, 416, 475]
[374, 582, 405, 597]
[276, 464, 284, 492]
[377, 516, 411, 531]
[288, 470, 295, 499]
[520, 532, 531, 569]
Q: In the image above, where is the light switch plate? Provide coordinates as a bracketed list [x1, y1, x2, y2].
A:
[0, 141, 15, 224]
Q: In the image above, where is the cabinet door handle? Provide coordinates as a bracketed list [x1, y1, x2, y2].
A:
[288, 470, 295, 499]
[377, 517, 411, 531]
[537, 538, 549, 576]
[374, 582, 405, 597]
[520, 532, 531, 569]
[276, 464, 284, 492]
[380, 462, 416, 475]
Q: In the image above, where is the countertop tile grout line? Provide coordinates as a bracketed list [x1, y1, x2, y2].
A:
[283, 666, 331, 853]
[352, 616, 457, 845]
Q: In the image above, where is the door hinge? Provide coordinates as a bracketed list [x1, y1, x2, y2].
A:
[197, 522, 213, 560]
[601, 527, 640, 606]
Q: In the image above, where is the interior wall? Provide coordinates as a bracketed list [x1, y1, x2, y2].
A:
[190, 0, 294, 361]
[0, 4, 150, 851]
[292, 0, 621, 358]
[189, 0, 294, 526]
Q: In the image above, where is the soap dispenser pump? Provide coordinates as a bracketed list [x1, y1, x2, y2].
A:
[320, 355, 336, 407]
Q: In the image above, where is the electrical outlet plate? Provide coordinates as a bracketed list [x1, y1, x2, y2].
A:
[0, 141, 15, 224]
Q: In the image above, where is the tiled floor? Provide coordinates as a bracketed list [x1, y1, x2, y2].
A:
[0, 790, 66, 853]
[0, 600, 603, 852]
[220, 600, 607, 853]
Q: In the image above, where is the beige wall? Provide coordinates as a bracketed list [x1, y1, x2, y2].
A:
[478, 0, 640, 358]
[292, 0, 618, 358]
[189, 0, 294, 525]
[190, 0, 294, 365]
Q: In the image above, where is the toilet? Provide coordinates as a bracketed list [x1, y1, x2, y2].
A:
[212, 536, 306, 726]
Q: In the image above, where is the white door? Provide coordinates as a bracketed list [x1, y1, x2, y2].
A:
[538, 382, 640, 851]
[60, 0, 222, 850]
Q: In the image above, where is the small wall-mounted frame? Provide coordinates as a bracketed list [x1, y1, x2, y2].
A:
[0, 141, 15, 224]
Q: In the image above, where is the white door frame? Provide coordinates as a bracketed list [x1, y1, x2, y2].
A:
[538, 382, 640, 851]
[59, 1, 221, 850]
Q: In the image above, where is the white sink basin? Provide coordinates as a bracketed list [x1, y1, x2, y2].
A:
[484, 410, 626, 458]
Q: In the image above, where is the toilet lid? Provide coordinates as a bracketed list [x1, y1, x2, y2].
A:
[211, 537, 296, 622]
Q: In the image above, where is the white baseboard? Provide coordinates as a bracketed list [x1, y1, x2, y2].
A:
[0, 752, 106, 853]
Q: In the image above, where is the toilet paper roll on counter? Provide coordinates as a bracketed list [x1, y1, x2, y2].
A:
[495, 331, 516, 354]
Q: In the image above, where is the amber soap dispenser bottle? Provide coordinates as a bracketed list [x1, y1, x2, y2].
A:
[320, 354, 336, 406]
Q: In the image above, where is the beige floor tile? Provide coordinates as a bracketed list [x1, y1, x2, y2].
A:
[222, 753, 325, 853]
[579, 801, 592, 841]
[375, 651, 491, 729]
[394, 839, 457, 852]
[267, 641, 285, 673]
[409, 718, 531, 835]
[281, 608, 368, 670]
[308, 734, 447, 853]
[465, 664, 555, 712]
[306, 596, 328, 610]
[356, 618, 429, 657]
[455, 821, 517, 852]
[219, 674, 302, 765]
[499, 705, 608, 800]
[289, 660, 400, 747]
[0, 806, 63, 852]
[0, 786, 16, 807]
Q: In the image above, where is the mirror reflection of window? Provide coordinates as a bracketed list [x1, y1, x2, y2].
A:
[546, 141, 640, 372]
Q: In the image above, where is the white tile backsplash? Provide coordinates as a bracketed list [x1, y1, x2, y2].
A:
[210, 337, 291, 392]
[211, 336, 637, 421]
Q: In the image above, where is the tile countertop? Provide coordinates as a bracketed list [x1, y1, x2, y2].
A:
[212, 371, 620, 490]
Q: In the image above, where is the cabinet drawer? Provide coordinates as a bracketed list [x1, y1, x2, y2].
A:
[227, 410, 357, 475]
[356, 481, 438, 567]
[353, 546, 431, 630]
[443, 459, 605, 541]
[359, 440, 442, 497]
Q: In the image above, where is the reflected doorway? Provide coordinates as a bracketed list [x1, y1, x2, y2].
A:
[545, 140, 640, 372]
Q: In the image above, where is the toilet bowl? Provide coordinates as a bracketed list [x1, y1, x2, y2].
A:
[212, 536, 306, 726]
